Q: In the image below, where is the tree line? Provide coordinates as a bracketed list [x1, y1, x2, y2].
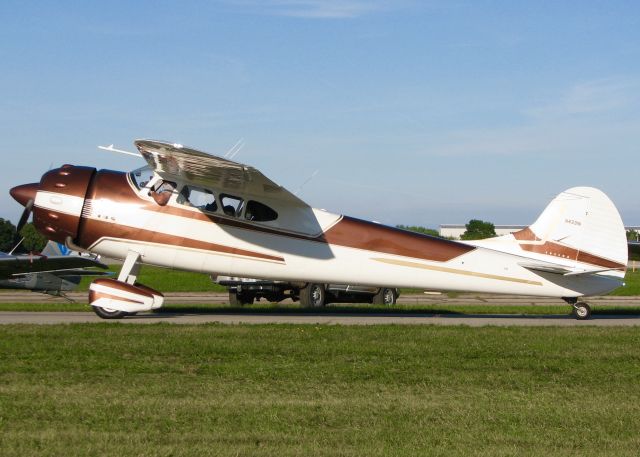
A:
[397, 219, 497, 240]
[0, 219, 48, 253]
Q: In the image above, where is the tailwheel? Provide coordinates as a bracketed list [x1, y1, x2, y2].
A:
[573, 302, 592, 320]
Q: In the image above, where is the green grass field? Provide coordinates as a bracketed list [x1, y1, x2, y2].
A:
[75, 265, 227, 292]
[1, 324, 640, 456]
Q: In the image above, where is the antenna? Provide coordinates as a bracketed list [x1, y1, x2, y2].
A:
[98, 144, 142, 158]
[224, 138, 245, 160]
[294, 169, 320, 196]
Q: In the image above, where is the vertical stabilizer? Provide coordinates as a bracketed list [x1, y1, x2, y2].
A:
[515, 187, 627, 270]
[41, 241, 71, 257]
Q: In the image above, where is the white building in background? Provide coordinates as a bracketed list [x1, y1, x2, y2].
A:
[439, 224, 525, 239]
[440, 224, 640, 240]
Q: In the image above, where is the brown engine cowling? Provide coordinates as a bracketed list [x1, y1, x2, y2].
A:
[32, 165, 96, 244]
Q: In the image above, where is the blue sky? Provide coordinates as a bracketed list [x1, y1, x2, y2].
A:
[1, 0, 639, 228]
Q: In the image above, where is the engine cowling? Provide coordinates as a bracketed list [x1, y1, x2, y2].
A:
[32, 165, 96, 244]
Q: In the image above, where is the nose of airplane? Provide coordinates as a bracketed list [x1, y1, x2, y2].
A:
[10, 183, 39, 207]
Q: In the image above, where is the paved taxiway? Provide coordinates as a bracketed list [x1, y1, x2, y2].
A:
[1, 291, 639, 306]
[2, 292, 639, 326]
[2, 311, 640, 326]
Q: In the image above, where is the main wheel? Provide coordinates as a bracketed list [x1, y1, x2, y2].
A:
[228, 289, 255, 306]
[228, 289, 240, 306]
[573, 302, 592, 320]
[299, 283, 326, 308]
[92, 306, 129, 320]
[372, 288, 397, 306]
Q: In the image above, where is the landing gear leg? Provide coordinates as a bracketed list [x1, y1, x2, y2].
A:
[118, 251, 142, 285]
[563, 297, 592, 320]
[92, 251, 142, 319]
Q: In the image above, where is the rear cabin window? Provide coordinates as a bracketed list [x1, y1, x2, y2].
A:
[177, 186, 218, 213]
[245, 200, 278, 222]
[220, 194, 244, 217]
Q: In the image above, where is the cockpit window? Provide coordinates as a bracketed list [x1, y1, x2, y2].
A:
[129, 166, 155, 190]
[245, 200, 278, 222]
[220, 194, 244, 217]
[177, 185, 218, 213]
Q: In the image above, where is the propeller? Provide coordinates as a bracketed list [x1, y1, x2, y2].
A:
[9, 182, 39, 234]
[16, 198, 34, 233]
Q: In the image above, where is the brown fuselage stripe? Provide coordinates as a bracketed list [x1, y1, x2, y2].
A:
[81, 170, 476, 264]
[78, 218, 285, 263]
[321, 216, 474, 262]
[513, 228, 540, 242]
[512, 228, 626, 270]
[90, 291, 145, 305]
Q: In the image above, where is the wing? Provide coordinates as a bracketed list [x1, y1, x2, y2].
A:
[134, 139, 310, 207]
[0, 255, 108, 279]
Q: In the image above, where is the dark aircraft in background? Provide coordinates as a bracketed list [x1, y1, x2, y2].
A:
[0, 241, 108, 294]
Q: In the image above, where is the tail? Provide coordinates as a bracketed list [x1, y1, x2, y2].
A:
[513, 187, 627, 276]
[41, 241, 72, 257]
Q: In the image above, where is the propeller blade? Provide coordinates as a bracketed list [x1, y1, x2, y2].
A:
[16, 199, 34, 233]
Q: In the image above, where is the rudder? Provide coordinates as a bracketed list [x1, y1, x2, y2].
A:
[518, 187, 627, 270]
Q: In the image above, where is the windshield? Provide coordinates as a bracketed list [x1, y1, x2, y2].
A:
[129, 166, 155, 190]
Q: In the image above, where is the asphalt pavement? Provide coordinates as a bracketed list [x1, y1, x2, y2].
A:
[2, 291, 639, 326]
[2, 311, 640, 326]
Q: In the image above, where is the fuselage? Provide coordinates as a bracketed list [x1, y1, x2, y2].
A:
[15, 165, 625, 299]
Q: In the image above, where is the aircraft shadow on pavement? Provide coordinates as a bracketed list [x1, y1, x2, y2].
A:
[121, 306, 640, 320]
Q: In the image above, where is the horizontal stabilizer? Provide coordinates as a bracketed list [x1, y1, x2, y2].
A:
[518, 262, 572, 275]
[519, 261, 619, 277]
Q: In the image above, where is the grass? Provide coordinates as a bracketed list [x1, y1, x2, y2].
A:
[610, 269, 640, 295]
[75, 265, 227, 292]
[1, 324, 640, 456]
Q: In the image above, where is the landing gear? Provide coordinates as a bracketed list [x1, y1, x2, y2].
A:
[564, 297, 592, 320]
[372, 287, 397, 305]
[573, 302, 592, 320]
[93, 306, 130, 320]
[300, 283, 326, 308]
[228, 288, 255, 306]
[90, 251, 143, 319]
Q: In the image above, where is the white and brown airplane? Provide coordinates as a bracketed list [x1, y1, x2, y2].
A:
[9, 140, 628, 319]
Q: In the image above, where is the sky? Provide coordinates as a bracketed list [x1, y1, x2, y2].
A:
[1, 0, 639, 229]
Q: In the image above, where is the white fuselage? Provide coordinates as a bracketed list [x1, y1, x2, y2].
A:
[32, 170, 624, 300]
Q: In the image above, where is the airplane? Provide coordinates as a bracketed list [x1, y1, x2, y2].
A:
[0, 241, 108, 294]
[9, 139, 628, 319]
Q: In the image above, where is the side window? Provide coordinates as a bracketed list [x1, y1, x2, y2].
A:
[220, 194, 244, 217]
[245, 200, 278, 222]
[177, 186, 218, 213]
